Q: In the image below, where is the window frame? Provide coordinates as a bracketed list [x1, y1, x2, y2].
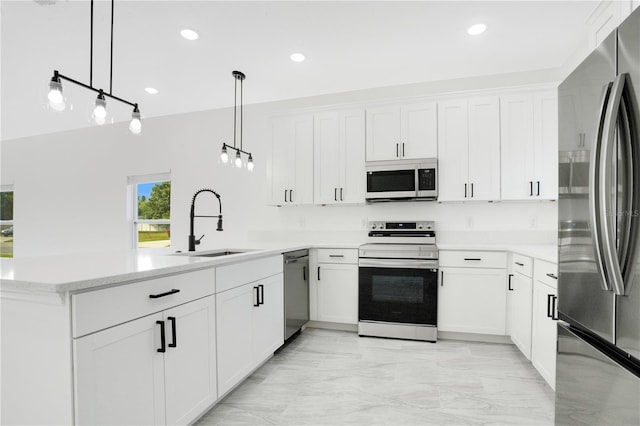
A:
[128, 173, 171, 250]
[0, 185, 15, 258]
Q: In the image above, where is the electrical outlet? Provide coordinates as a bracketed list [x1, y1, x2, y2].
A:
[466, 216, 473, 229]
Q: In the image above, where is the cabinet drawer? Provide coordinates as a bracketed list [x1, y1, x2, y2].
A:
[439, 251, 507, 268]
[534, 259, 558, 289]
[216, 255, 283, 293]
[317, 248, 358, 264]
[512, 253, 533, 277]
[72, 268, 215, 338]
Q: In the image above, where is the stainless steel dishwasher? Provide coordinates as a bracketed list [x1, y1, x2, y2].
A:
[283, 249, 309, 340]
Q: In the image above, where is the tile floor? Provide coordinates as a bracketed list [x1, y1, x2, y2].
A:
[196, 328, 554, 425]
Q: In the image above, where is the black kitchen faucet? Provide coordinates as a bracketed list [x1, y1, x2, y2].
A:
[188, 188, 223, 251]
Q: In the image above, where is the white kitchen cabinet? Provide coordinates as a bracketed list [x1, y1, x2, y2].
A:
[314, 109, 365, 204]
[586, 0, 637, 49]
[74, 296, 217, 426]
[510, 272, 533, 359]
[216, 272, 284, 396]
[270, 114, 314, 205]
[437, 97, 501, 201]
[531, 260, 558, 389]
[365, 101, 437, 161]
[438, 250, 507, 335]
[501, 91, 558, 200]
[309, 248, 359, 325]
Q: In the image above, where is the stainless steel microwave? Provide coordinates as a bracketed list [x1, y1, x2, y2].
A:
[365, 159, 437, 202]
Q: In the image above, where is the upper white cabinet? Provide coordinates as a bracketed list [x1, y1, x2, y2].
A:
[438, 97, 501, 201]
[365, 101, 437, 161]
[270, 114, 314, 206]
[501, 91, 558, 200]
[586, 0, 638, 49]
[314, 109, 366, 204]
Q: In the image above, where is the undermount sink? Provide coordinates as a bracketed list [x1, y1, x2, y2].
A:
[175, 249, 254, 258]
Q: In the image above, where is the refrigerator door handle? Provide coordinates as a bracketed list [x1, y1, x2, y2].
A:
[589, 82, 613, 292]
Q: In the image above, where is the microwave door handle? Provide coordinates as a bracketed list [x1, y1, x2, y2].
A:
[589, 82, 613, 292]
[599, 75, 629, 296]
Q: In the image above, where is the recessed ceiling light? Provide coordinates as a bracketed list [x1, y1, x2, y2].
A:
[180, 29, 199, 40]
[290, 53, 306, 63]
[467, 24, 487, 36]
[145, 87, 158, 94]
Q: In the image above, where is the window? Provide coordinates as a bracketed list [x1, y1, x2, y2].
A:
[0, 186, 14, 258]
[128, 174, 171, 249]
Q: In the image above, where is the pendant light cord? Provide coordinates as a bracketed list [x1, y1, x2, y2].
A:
[240, 77, 243, 151]
[233, 75, 237, 149]
[90, 0, 93, 86]
[109, 0, 114, 94]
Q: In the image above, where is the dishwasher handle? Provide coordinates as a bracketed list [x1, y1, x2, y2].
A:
[284, 256, 309, 265]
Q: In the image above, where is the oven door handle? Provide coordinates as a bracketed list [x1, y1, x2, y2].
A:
[358, 258, 439, 269]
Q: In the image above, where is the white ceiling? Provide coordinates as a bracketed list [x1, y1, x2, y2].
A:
[1, 0, 597, 141]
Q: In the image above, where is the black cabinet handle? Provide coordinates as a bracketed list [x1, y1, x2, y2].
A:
[464, 183, 467, 198]
[537, 181, 540, 196]
[258, 284, 264, 306]
[508, 274, 514, 291]
[547, 294, 554, 318]
[402, 143, 405, 157]
[471, 183, 474, 198]
[440, 270, 444, 287]
[149, 289, 180, 299]
[551, 296, 559, 320]
[168, 316, 177, 348]
[334, 188, 337, 201]
[318, 266, 321, 281]
[529, 181, 533, 196]
[546, 273, 558, 280]
[253, 286, 260, 307]
[156, 321, 166, 353]
[329, 254, 344, 258]
[303, 266, 306, 281]
[464, 258, 482, 261]
[289, 189, 293, 203]
[515, 262, 524, 267]
[284, 189, 288, 203]
[340, 188, 343, 201]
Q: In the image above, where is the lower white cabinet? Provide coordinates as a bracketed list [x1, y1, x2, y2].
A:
[509, 272, 533, 359]
[74, 296, 217, 426]
[309, 249, 358, 325]
[216, 273, 284, 396]
[531, 260, 558, 389]
[438, 267, 507, 335]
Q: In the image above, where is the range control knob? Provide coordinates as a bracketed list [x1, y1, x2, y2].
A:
[378, 224, 384, 230]
[371, 224, 376, 229]
[426, 224, 432, 230]
[417, 224, 424, 230]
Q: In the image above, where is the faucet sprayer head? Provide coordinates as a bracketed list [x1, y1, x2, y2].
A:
[217, 216, 224, 231]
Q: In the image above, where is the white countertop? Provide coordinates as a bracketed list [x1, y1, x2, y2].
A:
[1, 241, 556, 294]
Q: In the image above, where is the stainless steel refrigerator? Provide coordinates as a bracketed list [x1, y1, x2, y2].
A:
[556, 6, 640, 425]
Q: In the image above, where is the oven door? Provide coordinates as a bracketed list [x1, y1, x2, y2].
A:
[358, 258, 438, 326]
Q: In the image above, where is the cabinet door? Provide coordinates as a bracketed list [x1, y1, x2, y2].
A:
[292, 114, 314, 205]
[253, 273, 285, 363]
[271, 116, 293, 205]
[437, 100, 469, 201]
[510, 272, 533, 359]
[216, 284, 254, 396]
[316, 263, 358, 324]
[314, 112, 342, 205]
[500, 94, 535, 200]
[468, 97, 501, 201]
[366, 105, 401, 161]
[438, 267, 507, 335]
[531, 280, 557, 389]
[533, 91, 559, 200]
[74, 313, 166, 425]
[401, 101, 438, 159]
[163, 296, 217, 426]
[339, 109, 366, 203]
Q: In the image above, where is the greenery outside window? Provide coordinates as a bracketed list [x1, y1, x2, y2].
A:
[0, 186, 14, 258]
[128, 174, 171, 249]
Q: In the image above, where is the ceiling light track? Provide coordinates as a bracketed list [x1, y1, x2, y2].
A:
[47, 0, 141, 134]
[220, 70, 253, 171]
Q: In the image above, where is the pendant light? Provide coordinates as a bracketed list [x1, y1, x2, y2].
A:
[46, 0, 142, 134]
[220, 71, 254, 171]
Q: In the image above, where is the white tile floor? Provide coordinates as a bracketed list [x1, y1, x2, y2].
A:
[196, 328, 555, 425]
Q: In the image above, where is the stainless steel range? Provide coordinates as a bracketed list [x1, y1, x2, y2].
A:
[358, 221, 438, 342]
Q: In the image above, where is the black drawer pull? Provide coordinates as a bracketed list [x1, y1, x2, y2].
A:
[329, 254, 344, 258]
[515, 262, 524, 267]
[546, 273, 558, 280]
[258, 284, 264, 306]
[318, 266, 321, 281]
[168, 316, 177, 348]
[253, 286, 260, 307]
[441, 270, 444, 287]
[303, 266, 306, 281]
[547, 294, 554, 318]
[508, 274, 514, 291]
[551, 295, 559, 320]
[156, 321, 166, 353]
[149, 289, 180, 299]
[464, 258, 482, 261]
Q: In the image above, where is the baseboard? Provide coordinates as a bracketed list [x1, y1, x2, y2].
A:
[305, 320, 358, 332]
[438, 331, 513, 344]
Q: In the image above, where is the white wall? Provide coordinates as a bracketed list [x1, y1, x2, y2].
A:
[1, 69, 559, 258]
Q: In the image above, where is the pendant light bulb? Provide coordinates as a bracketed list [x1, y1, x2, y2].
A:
[220, 144, 229, 163]
[247, 154, 254, 171]
[129, 105, 142, 135]
[48, 73, 65, 111]
[93, 92, 107, 122]
[234, 150, 242, 168]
